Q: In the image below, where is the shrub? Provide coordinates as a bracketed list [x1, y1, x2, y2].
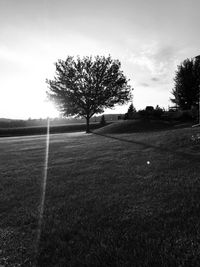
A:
[100, 115, 106, 126]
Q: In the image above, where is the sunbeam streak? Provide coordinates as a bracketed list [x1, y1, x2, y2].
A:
[34, 118, 50, 265]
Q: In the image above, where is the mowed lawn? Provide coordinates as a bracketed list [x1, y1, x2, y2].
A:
[1, 127, 200, 266]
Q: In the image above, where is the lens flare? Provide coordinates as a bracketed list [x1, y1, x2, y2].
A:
[34, 118, 50, 265]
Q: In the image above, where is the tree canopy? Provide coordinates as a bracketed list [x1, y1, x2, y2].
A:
[46, 55, 132, 132]
[171, 56, 200, 110]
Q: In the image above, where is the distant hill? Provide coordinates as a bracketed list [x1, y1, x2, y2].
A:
[0, 114, 123, 128]
[0, 118, 27, 128]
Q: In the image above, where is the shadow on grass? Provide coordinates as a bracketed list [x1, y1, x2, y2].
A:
[92, 131, 199, 163]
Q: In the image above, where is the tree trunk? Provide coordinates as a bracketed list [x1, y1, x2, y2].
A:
[86, 116, 90, 133]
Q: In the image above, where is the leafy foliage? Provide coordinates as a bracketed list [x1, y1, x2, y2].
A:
[171, 56, 200, 110]
[46, 55, 132, 132]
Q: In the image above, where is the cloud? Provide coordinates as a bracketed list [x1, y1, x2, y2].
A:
[140, 82, 150, 87]
[128, 42, 178, 74]
[142, 44, 178, 75]
[151, 77, 160, 82]
[126, 42, 182, 92]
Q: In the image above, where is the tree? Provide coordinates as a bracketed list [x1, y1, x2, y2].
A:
[171, 56, 200, 110]
[128, 103, 136, 114]
[46, 55, 132, 132]
[124, 103, 136, 120]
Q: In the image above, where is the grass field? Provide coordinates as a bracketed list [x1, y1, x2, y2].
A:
[1, 125, 200, 266]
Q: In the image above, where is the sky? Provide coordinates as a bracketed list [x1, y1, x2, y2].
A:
[0, 0, 200, 119]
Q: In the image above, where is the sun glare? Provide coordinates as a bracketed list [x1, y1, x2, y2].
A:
[42, 101, 59, 118]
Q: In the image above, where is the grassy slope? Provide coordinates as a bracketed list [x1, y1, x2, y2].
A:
[0, 127, 200, 266]
[94, 119, 192, 134]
